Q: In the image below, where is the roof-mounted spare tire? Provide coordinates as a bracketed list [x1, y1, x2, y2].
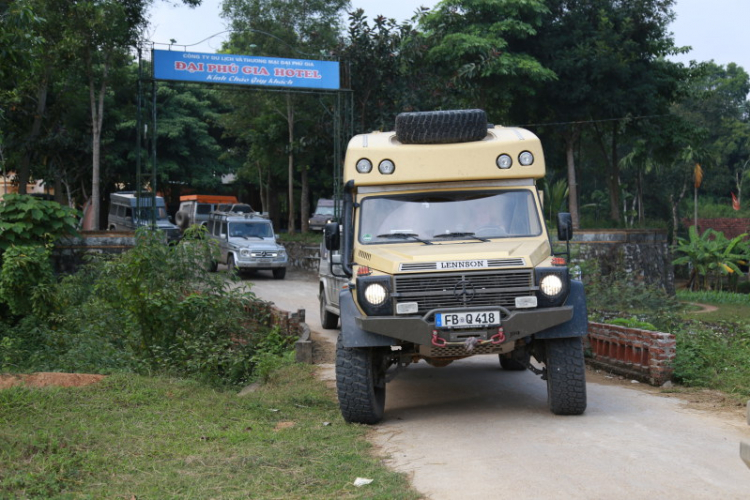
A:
[395, 109, 488, 145]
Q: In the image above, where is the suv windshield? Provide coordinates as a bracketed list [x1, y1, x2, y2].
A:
[315, 206, 335, 216]
[228, 221, 273, 239]
[358, 190, 542, 244]
[136, 207, 169, 221]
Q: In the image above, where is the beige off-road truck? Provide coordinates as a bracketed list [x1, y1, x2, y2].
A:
[322, 109, 588, 424]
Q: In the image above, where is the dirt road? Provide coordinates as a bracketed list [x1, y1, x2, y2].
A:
[244, 269, 750, 499]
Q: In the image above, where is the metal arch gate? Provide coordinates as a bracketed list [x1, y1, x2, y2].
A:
[134, 43, 353, 228]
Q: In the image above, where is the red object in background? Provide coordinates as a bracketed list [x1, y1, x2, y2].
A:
[732, 192, 740, 211]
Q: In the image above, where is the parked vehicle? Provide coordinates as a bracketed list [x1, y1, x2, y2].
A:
[322, 109, 588, 424]
[107, 191, 181, 243]
[175, 195, 238, 230]
[308, 198, 335, 231]
[206, 209, 287, 279]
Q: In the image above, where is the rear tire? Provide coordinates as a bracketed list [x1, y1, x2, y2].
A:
[336, 334, 387, 424]
[319, 288, 339, 329]
[395, 109, 488, 144]
[545, 337, 587, 415]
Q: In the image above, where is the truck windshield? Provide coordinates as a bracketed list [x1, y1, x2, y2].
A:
[358, 190, 542, 244]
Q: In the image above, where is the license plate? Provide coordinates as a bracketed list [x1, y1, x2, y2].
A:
[435, 310, 501, 328]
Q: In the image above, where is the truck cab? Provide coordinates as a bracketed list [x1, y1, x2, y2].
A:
[323, 109, 588, 424]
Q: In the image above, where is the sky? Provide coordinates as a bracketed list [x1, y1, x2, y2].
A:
[147, 0, 750, 72]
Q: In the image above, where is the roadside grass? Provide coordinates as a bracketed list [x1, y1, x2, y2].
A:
[667, 290, 750, 401]
[0, 364, 419, 500]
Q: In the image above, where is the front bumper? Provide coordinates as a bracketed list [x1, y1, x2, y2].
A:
[236, 255, 288, 270]
[355, 306, 574, 346]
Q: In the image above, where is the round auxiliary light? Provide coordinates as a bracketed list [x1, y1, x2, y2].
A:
[519, 151, 534, 166]
[364, 283, 388, 305]
[356, 158, 373, 173]
[540, 274, 563, 297]
[378, 159, 396, 175]
[496, 154, 513, 169]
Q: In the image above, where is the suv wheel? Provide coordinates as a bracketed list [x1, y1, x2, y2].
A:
[319, 288, 339, 329]
[227, 254, 237, 275]
[544, 337, 587, 415]
[272, 268, 286, 280]
[336, 334, 387, 424]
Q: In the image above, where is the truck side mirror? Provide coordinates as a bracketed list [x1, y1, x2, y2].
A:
[557, 212, 573, 241]
[324, 222, 340, 250]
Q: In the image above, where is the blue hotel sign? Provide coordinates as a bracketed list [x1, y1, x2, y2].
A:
[153, 50, 340, 90]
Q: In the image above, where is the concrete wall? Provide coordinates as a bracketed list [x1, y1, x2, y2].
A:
[52, 231, 135, 274]
[569, 229, 674, 295]
[282, 241, 321, 272]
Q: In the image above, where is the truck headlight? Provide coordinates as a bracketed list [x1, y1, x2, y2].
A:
[356, 276, 393, 316]
[535, 268, 570, 307]
[364, 283, 387, 305]
[540, 274, 562, 296]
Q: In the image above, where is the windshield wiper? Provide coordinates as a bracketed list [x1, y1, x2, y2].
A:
[433, 232, 489, 242]
[376, 232, 433, 245]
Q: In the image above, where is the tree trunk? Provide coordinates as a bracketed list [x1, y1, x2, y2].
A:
[300, 165, 309, 233]
[286, 94, 295, 233]
[564, 125, 581, 229]
[594, 121, 621, 223]
[18, 76, 50, 194]
[85, 55, 108, 230]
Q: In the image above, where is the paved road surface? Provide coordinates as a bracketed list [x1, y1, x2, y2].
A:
[243, 269, 750, 499]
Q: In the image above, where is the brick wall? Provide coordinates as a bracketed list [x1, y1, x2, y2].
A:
[682, 218, 750, 240]
[587, 322, 675, 386]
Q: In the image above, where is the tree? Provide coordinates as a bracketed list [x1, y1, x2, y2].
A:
[222, 0, 347, 232]
[415, 0, 556, 118]
[528, 0, 685, 226]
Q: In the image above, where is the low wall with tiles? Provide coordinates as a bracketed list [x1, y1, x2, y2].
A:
[586, 321, 675, 386]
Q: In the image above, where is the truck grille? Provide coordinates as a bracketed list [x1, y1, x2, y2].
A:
[394, 270, 534, 313]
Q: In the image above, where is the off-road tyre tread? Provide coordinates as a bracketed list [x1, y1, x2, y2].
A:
[545, 337, 587, 415]
[336, 334, 386, 424]
[395, 109, 488, 144]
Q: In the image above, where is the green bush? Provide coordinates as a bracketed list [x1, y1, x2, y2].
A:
[672, 323, 750, 397]
[0, 194, 79, 255]
[0, 245, 55, 317]
[606, 317, 658, 331]
[0, 226, 295, 386]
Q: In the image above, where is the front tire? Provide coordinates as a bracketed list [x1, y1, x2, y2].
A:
[336, 334, 387, 424]
[272, 268, 286, 280]
[319, 289, 339, 329]
[545, 337, 587, 415]
[227, 254, 237, 276]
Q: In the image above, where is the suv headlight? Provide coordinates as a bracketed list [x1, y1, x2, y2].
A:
[356, 276, 393, 316]
[240, 248, 251, 257]
[535, 268, 570, 307]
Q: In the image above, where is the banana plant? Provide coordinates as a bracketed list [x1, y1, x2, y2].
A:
[673, 226, 748, 291]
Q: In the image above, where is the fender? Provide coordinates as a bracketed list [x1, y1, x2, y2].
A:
[339, 290, 397, 348]
[534, 280, 588, 339]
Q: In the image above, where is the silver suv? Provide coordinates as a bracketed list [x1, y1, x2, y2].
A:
[206, 210, 287, 279]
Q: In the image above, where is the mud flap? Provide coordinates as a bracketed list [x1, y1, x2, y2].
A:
[535, 280, 588, 339]
[339, 290, 397, 348]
